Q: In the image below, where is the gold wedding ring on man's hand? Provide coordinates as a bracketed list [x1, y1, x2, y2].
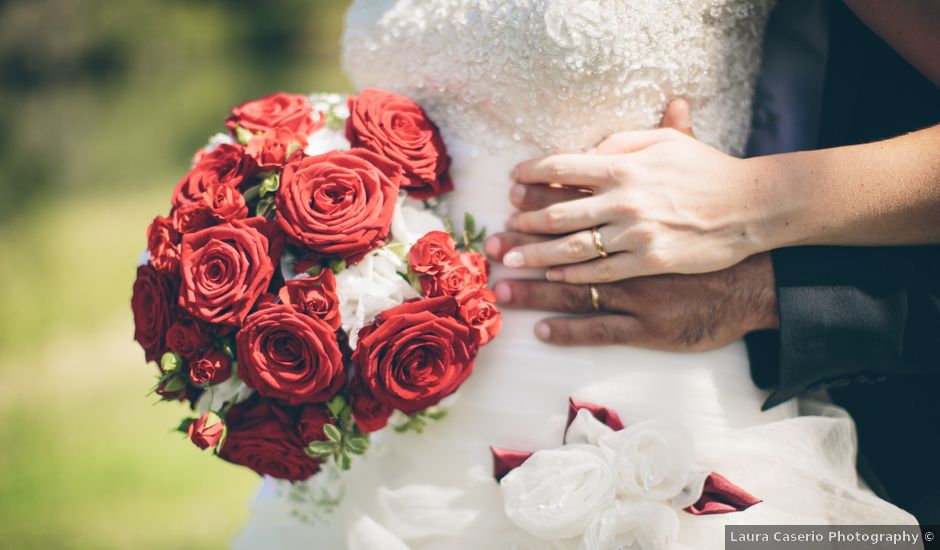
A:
[589, 285, 602, 311]
[591, 226, 609, 258]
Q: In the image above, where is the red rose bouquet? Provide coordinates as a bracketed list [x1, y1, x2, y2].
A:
[132, 91, 500, 486]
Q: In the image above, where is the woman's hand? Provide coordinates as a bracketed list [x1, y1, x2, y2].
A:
[490, 122, 771, 284]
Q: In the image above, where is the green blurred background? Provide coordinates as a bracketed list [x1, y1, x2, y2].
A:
[0, 1, 350, 547]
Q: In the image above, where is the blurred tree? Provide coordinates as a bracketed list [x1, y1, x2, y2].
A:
[0, 0, 350, 224]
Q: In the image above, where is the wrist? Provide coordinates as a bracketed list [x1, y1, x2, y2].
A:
[738, 155, 805, 253]
[738, 252, 780, 332]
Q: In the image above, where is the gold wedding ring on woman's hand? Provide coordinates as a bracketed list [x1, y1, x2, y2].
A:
[591, 226, 609, 258]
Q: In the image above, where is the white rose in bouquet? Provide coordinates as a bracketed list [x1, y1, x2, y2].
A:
[335, 247, 418, 348]
[390, 197, 448, 246]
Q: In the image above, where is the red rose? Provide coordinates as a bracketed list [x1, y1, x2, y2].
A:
[132, 265, 177, 363]
[353, 296, 477, 414]
[246, 127, 304, 170]
[178, 219, 275, 326]
[225, 92, 320, 138]
[172, 144, 253, 209]
[346, 89, 453, 199]
[165, 318, 211, 360]
[188, 412, 225, 450]
[348, 381, 393, 433]
[236, 304, 346, 405]
[408, 231, 457, 276]
[146, 216, 181, 273]
[421, 251, 488, 297]
[220, 397, 321, 481]
[297, 404, 332, 445]
[203, 183, 248, 222]
[239, 216, 285, 268]
[189, 349, 233, 386]
[278, 269, 341, 331]
[276, 149, 402, 261]
[458, 288, 502, 345]
[171, 202, 216, 234]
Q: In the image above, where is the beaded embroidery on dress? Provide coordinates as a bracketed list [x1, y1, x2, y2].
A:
[233, 2, 918, 548]
[342, 0, 774, 156]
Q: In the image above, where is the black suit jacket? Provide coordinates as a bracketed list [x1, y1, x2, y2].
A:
[745, 1, 940, 523]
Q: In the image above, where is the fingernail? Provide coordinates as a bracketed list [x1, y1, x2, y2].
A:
[483, 236, 501, 258]
[546, 269, 563, 281]
[511, 165, 520, 181]
[503, 250, 525, 268]
[505, 216, 518, 231]
[494, 281, 512, 303]
[509, 184, 525, 205]
[535, 321, 551, 341]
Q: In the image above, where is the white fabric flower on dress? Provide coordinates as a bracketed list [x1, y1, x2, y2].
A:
[335, 247, 418, 348]
[389, 196, 447, 246]
[564, 408, 616, 446]
[580, 500, 679, 550]
[598, 419, 695, 501]
[500, 444, 616, 540]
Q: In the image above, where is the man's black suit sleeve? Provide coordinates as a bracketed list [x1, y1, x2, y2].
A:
[746, 246, 928, 409]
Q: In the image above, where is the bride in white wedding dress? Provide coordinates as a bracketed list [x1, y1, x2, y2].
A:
[235, 1, 917, 548]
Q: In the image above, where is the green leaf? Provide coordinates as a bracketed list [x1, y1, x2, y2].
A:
[443, 218, 456, 240]
[305, 441, 335, 457]
[305, 264, 324, 276]
[338, 449, 353, 470]
[255, 196, 276, 219]
[464, 212, 477, 236]
[323, 423, 343, 444]
[235, 125, 254, 146]
[175, 417, 195, 434]
[286, 140, 303, 158]
[327, 395, 347, 418]
[425, 408, 448, 422]
[344, 437, 369, 455]
[338, 407, 353, 431]
[242, 184, 261, 203]
[385, 242, 407, 260]
[258, 173, 280, 197]
[328, 258, 347, 273]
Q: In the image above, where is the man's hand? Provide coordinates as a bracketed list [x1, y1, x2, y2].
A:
[489, 251, 779, 350]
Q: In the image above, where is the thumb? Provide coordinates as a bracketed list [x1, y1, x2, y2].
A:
[660, 98, 694, 137]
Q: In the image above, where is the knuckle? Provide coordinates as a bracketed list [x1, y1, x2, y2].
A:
[595, 261, 616, 282]
[546, 160, 571, 180]
[607, 200, 636, 218]
[544, 206, 567, 231]
[564, 235, 590, 259]
[607, 160, 633, 181]
[642, 249, 672, 270]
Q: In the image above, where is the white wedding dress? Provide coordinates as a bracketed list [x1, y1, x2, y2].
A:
[234, 1, 916, 548]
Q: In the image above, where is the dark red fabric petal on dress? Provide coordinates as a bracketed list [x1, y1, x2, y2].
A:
[685, 472, 762, 515]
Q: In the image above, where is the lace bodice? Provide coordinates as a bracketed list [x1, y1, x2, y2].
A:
[343, 0, 775, 156]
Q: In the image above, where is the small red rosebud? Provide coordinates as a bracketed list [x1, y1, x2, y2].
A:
[188, 412, 225, 450]
[189, 349, 233, 386]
